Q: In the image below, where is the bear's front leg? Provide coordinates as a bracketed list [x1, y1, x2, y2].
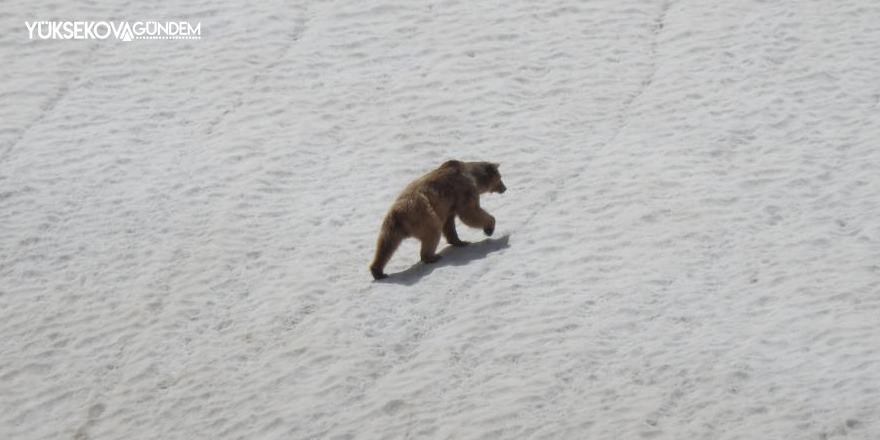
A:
[482, 216, 496, 236]
[418, 230, 442, 264]
[458, 198, 496, 237]
[443, 216, 470, 247]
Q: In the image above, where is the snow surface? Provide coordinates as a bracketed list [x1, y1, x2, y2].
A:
[3, 0, 880, 439]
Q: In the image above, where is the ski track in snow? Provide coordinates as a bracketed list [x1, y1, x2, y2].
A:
[2, 0, 880, 439]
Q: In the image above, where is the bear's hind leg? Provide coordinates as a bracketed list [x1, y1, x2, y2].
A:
[370, 227, 405, 280]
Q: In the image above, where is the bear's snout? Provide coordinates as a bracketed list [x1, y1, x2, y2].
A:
[497, 184, 507, 194]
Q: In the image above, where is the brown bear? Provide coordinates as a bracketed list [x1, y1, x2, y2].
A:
[370, 160, 507, 280]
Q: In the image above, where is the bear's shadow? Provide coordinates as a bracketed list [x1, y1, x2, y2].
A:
[377, 234, 511, 286]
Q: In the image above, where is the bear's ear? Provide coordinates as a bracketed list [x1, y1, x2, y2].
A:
[492, 163, 500, 169]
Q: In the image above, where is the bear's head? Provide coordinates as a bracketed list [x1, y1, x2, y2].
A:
[471, 162, 506, 195]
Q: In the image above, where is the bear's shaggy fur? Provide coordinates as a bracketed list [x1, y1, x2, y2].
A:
[370, 160, 506, 280]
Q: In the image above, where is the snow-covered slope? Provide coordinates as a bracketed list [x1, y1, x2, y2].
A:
[2, 0, 880, 439]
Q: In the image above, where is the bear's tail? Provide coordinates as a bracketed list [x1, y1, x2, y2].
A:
[370, 212, 407, 279]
